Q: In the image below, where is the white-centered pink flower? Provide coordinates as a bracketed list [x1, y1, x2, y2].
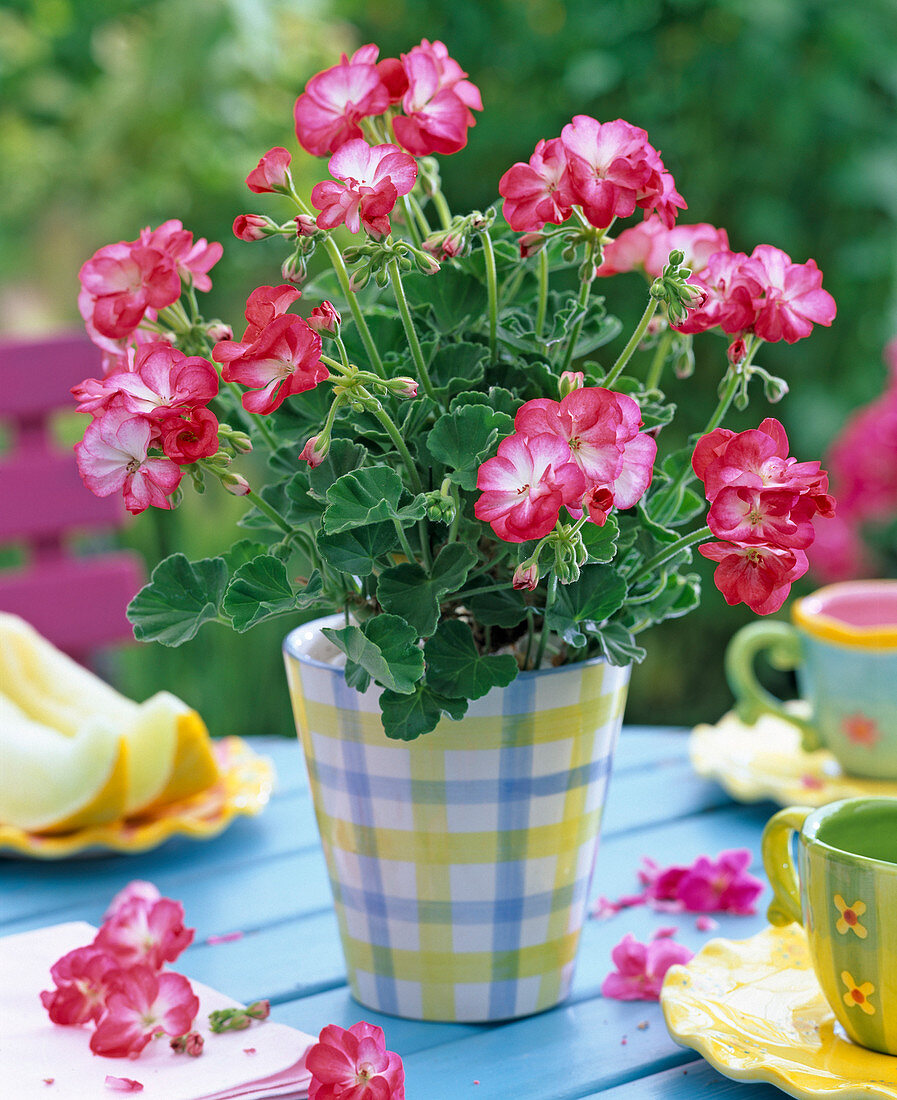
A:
[744, 244, 837, 344]
[75, 408, 182, 515]
[311, 140, 417, 238]
[499, 138, 576, 232]
[294, 45, 393, 156]
[707, 486, 816, 549]
[40, 946, 118, 1027]
[515, 388, 657, 510]
[79, 242, 180, 340]
[475, 432, 585, 543]
[138, 219, 222, 293]
[94, 895, 194, 971]
[392, 38, 482, 157]
[246, 146, 292, 193]
[672, 249, 760, 336]
[306, 1021, 405, 1100]
[699, 541, 809, 615]
[596, 218, 729, 279]
[90, 967, 200, 1058]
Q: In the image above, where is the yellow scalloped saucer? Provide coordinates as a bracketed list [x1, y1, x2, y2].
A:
[690, 705, 897, 808]
[662, 924, 897, 1098]
[0, 737, 274, 859]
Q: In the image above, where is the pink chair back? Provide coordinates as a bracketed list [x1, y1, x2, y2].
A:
[0, 333, 145, 659]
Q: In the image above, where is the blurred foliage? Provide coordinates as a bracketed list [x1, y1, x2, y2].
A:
[3, 0, 896, 730]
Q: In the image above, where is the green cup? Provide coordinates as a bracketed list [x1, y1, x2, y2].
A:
[762, 797, 897, 1055]
[725, 579, 897, 778]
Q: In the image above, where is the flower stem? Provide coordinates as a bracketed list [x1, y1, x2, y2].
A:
[321, 236, 385, 378]
[533, 570, 558, 670]
[431, 187, 452, 230]
[407, 193, 432, 237]
[393, 519, 417, 563]
[628, 524, 712, 586]
[245, 489, 293, 535]
[560, 272, 592, 372]
[536, 247, 549, 339]
[400, 195, 423, 249]
[387, 258, 439, 403]
[603, 296, 659, 388]
[365, 397, 424, 496]
[644, 327, 673, 390]
[704, 336, 762, 432]
[480, 229, 498, 362]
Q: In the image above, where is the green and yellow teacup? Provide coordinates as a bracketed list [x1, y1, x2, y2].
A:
[726, 579, 897, 778]
[762, 797, 897, 1055]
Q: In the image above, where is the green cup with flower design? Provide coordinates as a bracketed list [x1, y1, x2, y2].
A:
[762, 796, 897, 1055]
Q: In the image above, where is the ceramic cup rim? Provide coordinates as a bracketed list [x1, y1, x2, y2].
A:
[800, 795, 897, 873]
[792, 579, 897, 648]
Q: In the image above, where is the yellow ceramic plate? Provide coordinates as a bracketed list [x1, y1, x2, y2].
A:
[0, 737, 274, 859]
[662, 924, 897, 1099]
[690, 706, 897, 808]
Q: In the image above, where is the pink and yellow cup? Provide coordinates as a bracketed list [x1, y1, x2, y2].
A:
[726, 580, 897, 779]
[762, 797, 897, 1056]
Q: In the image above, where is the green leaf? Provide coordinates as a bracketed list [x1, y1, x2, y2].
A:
[323, 615, 424, 695]
[238, 482, 292, 532]
[449, 387, 521, 417]
[427, 405, 514, 490]
[379, 684, 468, 740]
[429, 342, 489, 393]
[425, 619, 518, 700]
[222, 556, 324, 632]
[580, 514, 619, 563]
[220, 539, 268, 574]
[128, 554, 228, 646]
[284, 470, 326, 525]
[404, 265, 483, 333]
[467, 587, 528, 628]
[592, 622, 647, 666]
[377, 543, 476, 635]
[316, 523, 398, 577]
[546, 565, 628, 647]
[323, 466, 427, 533]
[308, 439, 367, 498]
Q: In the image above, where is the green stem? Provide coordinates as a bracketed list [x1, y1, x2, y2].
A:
[535, 247, 549, 339]
[533, 571, 558, 670]
[431, 187, 452, 230]
[704, 336, 762, 432]
[523, 608, 536, 670]
[387, 258, 439, 403]
[480, 230, 498, 362]
[560, 273, 592, 372]
[322, 236, 385, 378]
[447, 483, 462, 542]
[400, 195, 423, 248]
[453, 580, 513, 601]
[628, 524, 712, 586]
[407, 193, 432, 238]
[644, 327, 673, 390]
[366, 398, 424, 496]
[603, 296, 659, 388]
[393, 519, 417, 563]
[250, 408, 279, 451]
[245, 489, 293, 535]
[333, 333, 351, 370]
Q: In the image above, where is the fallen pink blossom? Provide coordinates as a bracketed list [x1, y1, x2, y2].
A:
[206, 931, 244, 945]
[104, 1077, 143, 1092]
[601, 932, 693, 1001]
[696, 915, 720, 932]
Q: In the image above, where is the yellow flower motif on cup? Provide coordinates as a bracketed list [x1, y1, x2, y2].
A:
[834, 894, 868, 938]
[841, 971, 876, 1015]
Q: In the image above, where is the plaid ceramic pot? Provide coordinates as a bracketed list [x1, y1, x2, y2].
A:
[283, 615, 631, 1022]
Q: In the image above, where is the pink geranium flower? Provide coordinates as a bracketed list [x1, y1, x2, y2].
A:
[213, 313, 327, 415]
[75, 409, 182, 514]
[306, 1021, 405, 1100]
[139, 219, 223, 294]
[311, 140, 417, 238]
[90, 967, 199, 1058]
[104, 882, 162, 921]
[498, 138, 575, 232]
[707, 486, 816, 549]
[294, 46, 392, 156]
[159, 407, 220, 464]
[643, 849, 764, 914]
[596, 218, 729, 280]
[79, 242, 181, 341]
[601, 932, 693, 1001]
[744, 244, 837, 344]
[246, 146, 292, 193]
[94, 896, 194, 971]
[672, 249, 760, 336]
[40, 946, 118, 1026]
[242, 283, 303, 341]
[475, 432, 585, 542]
[699, 540, 808, 614]
[392, 38, 482, 156]
[515, 388, 657, 509]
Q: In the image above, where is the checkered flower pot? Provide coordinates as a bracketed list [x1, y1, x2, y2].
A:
[283, 616, 631, 1022]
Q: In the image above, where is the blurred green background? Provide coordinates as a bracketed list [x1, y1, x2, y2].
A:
[3, 0, 896, 735]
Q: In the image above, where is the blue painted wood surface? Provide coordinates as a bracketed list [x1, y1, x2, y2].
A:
[0, 727, 794, 1097]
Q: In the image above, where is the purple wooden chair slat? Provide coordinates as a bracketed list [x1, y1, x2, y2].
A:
[0, 332, 146, 658]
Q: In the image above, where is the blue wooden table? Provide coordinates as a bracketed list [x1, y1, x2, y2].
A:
[1, 728, 790, 1098]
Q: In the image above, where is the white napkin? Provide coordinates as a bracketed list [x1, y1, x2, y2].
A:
[0, 923, 315, 1100]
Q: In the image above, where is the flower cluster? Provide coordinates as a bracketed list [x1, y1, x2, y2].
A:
[499, 116, 685, 234]
[306, 1021, 405, 1100]
[601, 929, 693, 1002]
[41, 881, 199, 1058]
[70, 37, 838, 741]
[693, 418, 834, 613]
[475, 387, 656, 547]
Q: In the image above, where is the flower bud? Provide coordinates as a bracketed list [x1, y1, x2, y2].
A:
[761, 371, 790, 403]
[295, 213, 318, 238]
[348, 268, 370, 293]
[281, 251, 307, 285]
[307, 301, 341, 335]
[512, 562, 540, 591]
[727, 338, 747, 366]
[558, 370, 584, 398]
[584, 486, 613, 527]
[668, 249, 685, 267]
[221, 472, 251, 496]
[246, 147, 292, 194]
[519, 232, 548, 259]
[390, 376, 418, 399]
[233, 215, 271, 242]
[245, 1000, 271, 1021]
[171, 1031, 204, 1057]
[299, 434, 329, 467]
[425, 491, 455, 524]
[414, 251, 441, 276]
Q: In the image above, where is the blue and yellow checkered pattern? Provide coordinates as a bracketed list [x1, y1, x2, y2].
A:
[284, 619, 631, 1022]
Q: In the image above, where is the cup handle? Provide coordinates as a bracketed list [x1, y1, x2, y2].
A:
[724, 620, 820, 752]
[762, 806, 811, 926]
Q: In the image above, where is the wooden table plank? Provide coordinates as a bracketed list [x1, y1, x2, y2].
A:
[586, 1059, 784, 1098]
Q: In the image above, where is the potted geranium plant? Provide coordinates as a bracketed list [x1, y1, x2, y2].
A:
[71, 38, 835, 1022]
